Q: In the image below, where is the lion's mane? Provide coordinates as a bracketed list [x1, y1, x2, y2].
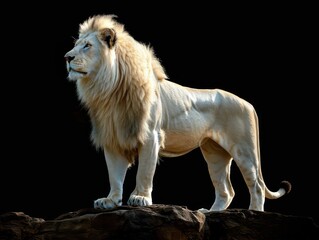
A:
[77, 15, 167, 162]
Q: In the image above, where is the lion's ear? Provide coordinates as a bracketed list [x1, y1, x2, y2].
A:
[100, 28, 117, 48]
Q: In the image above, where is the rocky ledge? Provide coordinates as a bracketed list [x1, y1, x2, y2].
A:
[0, 205, 318, 240]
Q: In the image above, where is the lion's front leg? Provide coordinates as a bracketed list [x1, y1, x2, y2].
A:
[94, 148, 130, 209]
[127, 130, 160, 207]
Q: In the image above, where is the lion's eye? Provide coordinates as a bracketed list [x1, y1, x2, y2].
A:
[84, 43, 92, 49]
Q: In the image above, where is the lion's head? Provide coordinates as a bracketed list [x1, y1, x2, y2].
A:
[64, 15, 120, 83]
[64, 15, 167, 162]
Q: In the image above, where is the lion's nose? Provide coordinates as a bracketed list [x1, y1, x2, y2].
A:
[65, 55, 75, 62]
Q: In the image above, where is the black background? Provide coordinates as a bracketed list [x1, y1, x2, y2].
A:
[1, 2, 317, 222]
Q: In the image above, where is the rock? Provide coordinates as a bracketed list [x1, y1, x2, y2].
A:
[0, 211, 44, 240]
[204, 209, 318, 240]
[0, 205, 318, 240]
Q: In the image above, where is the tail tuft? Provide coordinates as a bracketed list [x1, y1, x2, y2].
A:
[280, 180, 292, 195]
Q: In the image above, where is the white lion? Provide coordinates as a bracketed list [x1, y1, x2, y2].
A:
[64, 14, 291, 212]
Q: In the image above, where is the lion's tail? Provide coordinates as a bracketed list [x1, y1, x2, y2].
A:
[265, 180, 292, 199]
[254, 109, 292, 199]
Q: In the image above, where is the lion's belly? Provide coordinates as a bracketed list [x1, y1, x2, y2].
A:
[159, 107, 214, 157]
[159, 131, 208, 157]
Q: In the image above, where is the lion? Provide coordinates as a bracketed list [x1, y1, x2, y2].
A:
[64, 14, 291, 212]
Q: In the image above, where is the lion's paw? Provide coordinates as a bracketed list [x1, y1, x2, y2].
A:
[197, 208, 211, 214]
[94, 197, 122, 209]
[127, 195, 152, 207]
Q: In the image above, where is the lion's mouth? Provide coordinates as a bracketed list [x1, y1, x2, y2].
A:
[70, 68, 87, 75]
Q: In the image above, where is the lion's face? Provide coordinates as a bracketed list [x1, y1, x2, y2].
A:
[64, 33, 102, 81]
[65, 28, 117, 82]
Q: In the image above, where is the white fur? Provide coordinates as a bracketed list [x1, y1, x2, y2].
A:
[65, 15, 291, 212]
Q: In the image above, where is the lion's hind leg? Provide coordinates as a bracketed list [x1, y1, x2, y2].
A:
[200, 139, 235, 212]
[231, 143, 266, 211]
